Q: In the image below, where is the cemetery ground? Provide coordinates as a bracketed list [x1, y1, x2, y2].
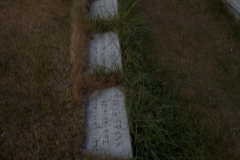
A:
[138, 0, 240, 159]
[0, 0, 88, 159]
[0, 0, 240, 160]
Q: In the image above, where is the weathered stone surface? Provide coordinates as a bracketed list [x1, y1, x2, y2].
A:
[88, 31, 122, 72]
[89, 0, 118, 19]
[226, 0, 240, 20]
[85, 86, 133, 159]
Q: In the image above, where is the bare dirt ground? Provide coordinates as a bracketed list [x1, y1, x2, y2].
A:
[0, 0, 89, 159]
[138, 0, 240, 159]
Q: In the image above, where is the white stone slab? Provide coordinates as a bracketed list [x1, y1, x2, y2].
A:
[85, 86, 133, 159]
[89, 0, 118, 19]
[88, 31, 122, 72]
[226, 0, 240, 20]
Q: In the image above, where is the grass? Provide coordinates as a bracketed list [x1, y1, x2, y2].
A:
[0, 0, 89, 159]
[88, 0, 240, 159]
[206, 0, 240, 40]
[87, 0, 214, 159]
[1, 0, 240, 159]
[136, 0, 240, 159]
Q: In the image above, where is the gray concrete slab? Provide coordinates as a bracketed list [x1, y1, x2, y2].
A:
[89, 0, 118, 19]
[226, 0, 240, 20]
[88, 31, 122, 72]
[85, 86, 133, 159]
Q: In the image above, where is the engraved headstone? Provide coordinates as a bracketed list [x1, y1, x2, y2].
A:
[88, 31, 122, 72]
[89, 0, 118, 19]
[85, 86, 133, 159]
[226, 0, 240, 20]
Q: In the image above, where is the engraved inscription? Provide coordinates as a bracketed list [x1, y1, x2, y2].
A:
[112, 110, 120, 117]
[88, 32, 122, 72]
[113, 120, 122, 129]
[86, 87, 133, 159]
[89, 114, 97, 127]
[91, 98, 98, 111]
[112, 99, 120, 107]
[102, 129, 109, 145]
[102, 117, 108, 125]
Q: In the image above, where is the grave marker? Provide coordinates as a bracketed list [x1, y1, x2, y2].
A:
[85, 86, 133, 159]
[88, 31, 122, 72]
[226, 0, 240, 20]
[89, 0, 118, 19]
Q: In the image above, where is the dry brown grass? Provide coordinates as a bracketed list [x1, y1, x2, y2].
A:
[0, 0, 121, 159]
[137, 0, 240, 159]
[0, 0, 90, 159]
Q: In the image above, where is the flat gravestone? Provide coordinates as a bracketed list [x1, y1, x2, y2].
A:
[89, 0, 118, 19]
[226, 0, 240, 20]
[88, 31, 122, 72]
[85, 86, 133, 159]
